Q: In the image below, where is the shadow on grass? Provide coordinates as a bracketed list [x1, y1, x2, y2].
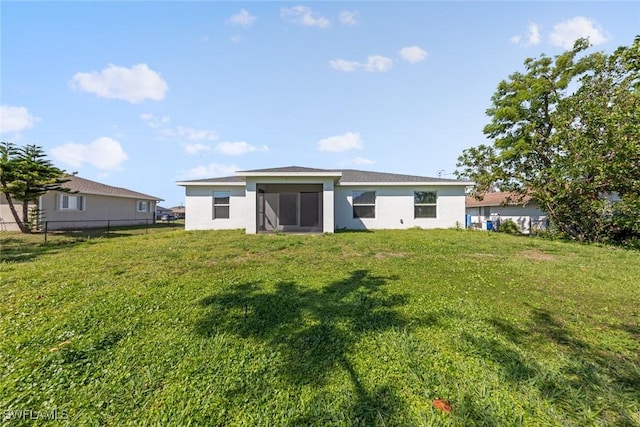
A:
[1, 224, 183, 263]
[0, 236, 66, 263]
[480, 307, 640, 423]
[195, 270, 407, 424]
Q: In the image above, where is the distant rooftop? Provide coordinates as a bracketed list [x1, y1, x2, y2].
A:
[62, 176, 162, 201]
[466, 192, 534, 207]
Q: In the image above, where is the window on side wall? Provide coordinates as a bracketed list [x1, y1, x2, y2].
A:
[60, 194, 85, 211]
[352, 191, 376, 219]
[414, 191, 437, 218]
[137, 200, 151, 212]
[213, 191, 230, 219]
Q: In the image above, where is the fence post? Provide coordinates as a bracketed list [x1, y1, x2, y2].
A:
[44, 221, 48, 242]
[146, 219, 149, 234]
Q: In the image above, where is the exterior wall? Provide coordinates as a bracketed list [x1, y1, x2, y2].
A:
[465, 205, 547, 233]
[0, 195, 35, 231]
[41, 192, 157, 230]
[184, 186, 247, 231]
[182, 182, 468, 233]
[334, 186, 467, 230]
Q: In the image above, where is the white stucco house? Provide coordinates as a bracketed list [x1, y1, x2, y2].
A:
[465, 192, 548, 233]
[1, 176, 162, 231]
[177, 166, 472, 233]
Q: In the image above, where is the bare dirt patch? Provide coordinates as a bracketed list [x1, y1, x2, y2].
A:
[374, 252, 407, 261]
[519, 250, 556, 261]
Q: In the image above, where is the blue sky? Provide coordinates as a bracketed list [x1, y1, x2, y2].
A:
[1, 2, 638, 207]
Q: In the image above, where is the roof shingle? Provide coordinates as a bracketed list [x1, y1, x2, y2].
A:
[62, 176, 162, 201]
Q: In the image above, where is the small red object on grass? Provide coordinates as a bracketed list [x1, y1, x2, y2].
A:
[432, 399, 452, 413]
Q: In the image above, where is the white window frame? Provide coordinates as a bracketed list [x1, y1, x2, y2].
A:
[213, 191, 230, 219]
[352, 191, 376, 219]
[414, 191, 437, 218]
[137, 200, 152, 213]
[59, 194, 85, 211]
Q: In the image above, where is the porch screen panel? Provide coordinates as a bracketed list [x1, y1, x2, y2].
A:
[300, 192, 320, 227]
[279, 193, 298, 226]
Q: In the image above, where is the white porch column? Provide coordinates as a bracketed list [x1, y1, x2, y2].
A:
[245, 180, 257, 234]
[322, 179, 335, 233]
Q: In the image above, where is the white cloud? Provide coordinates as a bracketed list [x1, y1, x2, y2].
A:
[215, 141, 268, 155]
[231, 35, 242, 44]
[339, 10, 358, 26]
[341, 157, 375, 166]
[329, 59, 360, 72]
[363, 55, 393, 72]
[399, 46, 429, 63]
[70, 64, 168, 103]
[317, 132, 363, 152]
[228, 9, 256, 27]
[281, 6, 330, 28]
[140, 113, 170, 129]
[329, 55, 393, 73]
[0, 105, 39, 134]
[50, 137, 128, 171]
[179, 163, 239, 180]
[550, 16, 609, 49]
[510, 22, 541, 47]
[184, 143, 212, 155]
[161, 126, 218, 142]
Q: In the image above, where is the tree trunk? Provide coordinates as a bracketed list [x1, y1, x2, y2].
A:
[2, 192, 28, 233]
[21, 200, 33, 233]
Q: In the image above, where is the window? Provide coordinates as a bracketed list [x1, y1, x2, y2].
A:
[414, 191, 437, 218]
[137, 200, 151, 212]
[59, 195, 85, 211]
[352, 191, 376, 219]
[213, 191, 230, 219]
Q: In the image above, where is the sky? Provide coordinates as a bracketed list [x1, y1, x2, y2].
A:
[1, 2, 638, 207]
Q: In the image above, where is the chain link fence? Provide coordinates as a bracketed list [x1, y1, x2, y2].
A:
[1, 218, 183, 246]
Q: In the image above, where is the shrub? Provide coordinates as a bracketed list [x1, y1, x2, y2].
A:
[497, 219, 520, 234]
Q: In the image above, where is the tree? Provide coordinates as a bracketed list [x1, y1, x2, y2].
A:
[457, 37, 640, 244]
[0, 142, 72, 233]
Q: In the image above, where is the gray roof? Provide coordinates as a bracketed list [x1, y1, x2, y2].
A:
[336, 169, 462, 183]
[178, 166, 468, 184]
[63, 176, 162, 201]
[239, 166, 331, 173]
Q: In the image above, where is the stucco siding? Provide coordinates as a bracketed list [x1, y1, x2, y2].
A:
[184, 186, 247, 231]
[335, 186, 466, 230]
[41, 192, 156, 230]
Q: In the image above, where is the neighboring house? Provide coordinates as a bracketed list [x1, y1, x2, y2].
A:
[177, 166, 472, 234]
[156, 205, 172, 219]
[465, 192, 548, 233]
[1, 176, 162, 231]
[170, 205, 186, 219]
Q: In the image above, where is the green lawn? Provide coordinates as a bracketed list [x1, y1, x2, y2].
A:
[1, 229, 639, 426]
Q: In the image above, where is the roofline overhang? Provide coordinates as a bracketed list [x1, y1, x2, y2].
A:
[176, 181, 246, 187]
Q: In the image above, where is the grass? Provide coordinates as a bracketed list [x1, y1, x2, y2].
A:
[1, 228, 639, 426]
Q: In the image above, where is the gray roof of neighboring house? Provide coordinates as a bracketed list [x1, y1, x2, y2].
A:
[179, 166, 468, 184]
[62, 176, 163, 201]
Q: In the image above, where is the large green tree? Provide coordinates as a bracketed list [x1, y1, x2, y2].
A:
[0, 142, 72, 233]
[457, 37, 640, 244]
